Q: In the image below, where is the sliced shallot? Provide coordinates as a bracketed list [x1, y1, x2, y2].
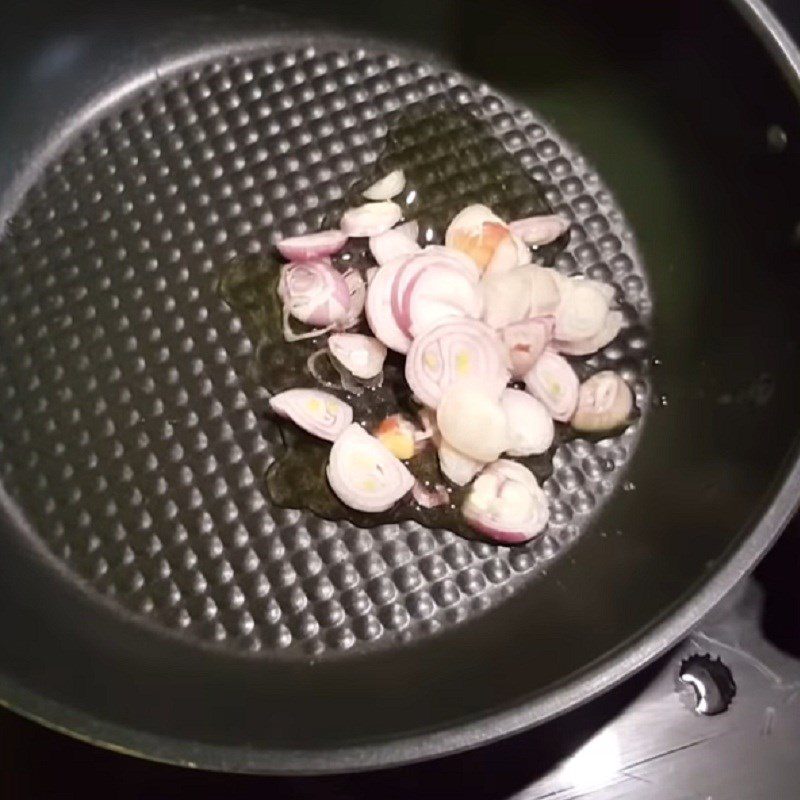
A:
[514, 233, 533, 266]
[421, 245, 481, 282]
[502, 317, 553, 379]
[481, 268, 532, 330]
[462, 460, 549, 543]
[528, 267, 562, 317]
[369, 223, 420, 266]
[363, 169, 406, 201]
[387, 256, 427, 333]
[571, 371, 634, 432]
[509, 214, 570, 246]
[558, 274, 617, 307]
[438, 440, 483, 486]
[587, 278, 616, 304]
[328, 333, 387, 380]
[388, 247, 482, 338]
[395, 220, 419, 242]
[437, 383, 508, 463]
[554, 278, 609, 342]
[501, 388, 554, 456]
[412, 481, 449, 508]
[485, 231, 522, 276]
[365, 259, 413, 353]
[282, 310, 333, 343]
[405, 318, 510, 408]
[341, 268, 366, 329]
[270, 169, 640, 528]
[278, 259, 351, 329]
[327, 424, 414, 512]
[269, 389, 353, 442]
[402, 261, 482, 338]
[524, 350, 579, 422]
[277, 229, 347, 261]
[554, 310, 624, 356]
[375, 414, 418, 460]
[445, 204, 509, 270]
[341, 201, 402, 237]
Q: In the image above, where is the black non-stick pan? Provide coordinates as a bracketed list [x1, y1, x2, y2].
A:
[2, 0, 800, 774]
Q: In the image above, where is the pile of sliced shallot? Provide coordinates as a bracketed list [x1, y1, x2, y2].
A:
[268, 170, 635, 544]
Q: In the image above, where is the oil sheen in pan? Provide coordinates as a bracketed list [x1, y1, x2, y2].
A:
[223, 101, 576, 539]
[0, 43, 652, 657]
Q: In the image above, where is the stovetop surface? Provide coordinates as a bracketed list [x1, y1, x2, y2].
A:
[2, 1, 800, 797]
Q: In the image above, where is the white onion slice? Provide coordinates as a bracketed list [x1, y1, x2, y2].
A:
[572, 371, 634, 432]
[437, 383, 508, 462]
[438, 440, 483, 486]
[554, 279, 609, 342]
[278, 260, 351, 328]
[509, 214, 570, 245]
[341, 268, 366, 329]
[327, 424, 414, 512]
[365, 259, 413, 353]
[524, 350, 579, 421]
[277, 229, 347, 261]
[412, 481, 449, 508]
[501, 317, 553, 379]
[500, 388, 554, 456]
[369, 225, 421, 266]
[328, 333, 387, 380]
[405, 319, 510, 408]
[529, 267, 562, 317]
[554, 310, 624, 356]
[341, 201, 402, 237]
[462, 460, 549, 543]
[270, 389, 353, 441]
[363, 169, 406, 201]
[445, 204, 509, 270]
[481, 268, 532, 330]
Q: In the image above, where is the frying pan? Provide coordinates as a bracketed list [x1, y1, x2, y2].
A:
[1, 0, 800, 774]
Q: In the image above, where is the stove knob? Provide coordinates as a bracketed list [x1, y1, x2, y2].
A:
[678, 654, 736, 715]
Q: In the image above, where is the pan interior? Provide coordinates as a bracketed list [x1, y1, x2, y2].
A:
[0, 41, 650, 658]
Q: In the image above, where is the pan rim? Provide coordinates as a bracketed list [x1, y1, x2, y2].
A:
[0, 0, 797, 775]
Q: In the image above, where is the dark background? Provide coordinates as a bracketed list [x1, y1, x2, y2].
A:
[1, 0, 800, 797]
